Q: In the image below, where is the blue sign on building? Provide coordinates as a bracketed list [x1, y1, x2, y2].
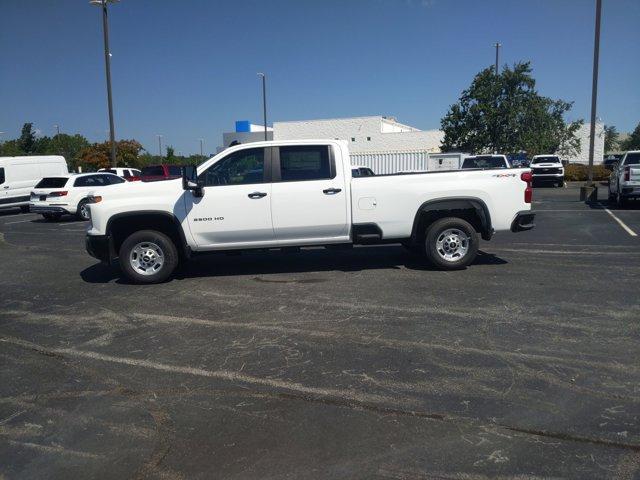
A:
[235, 120, 251, 133]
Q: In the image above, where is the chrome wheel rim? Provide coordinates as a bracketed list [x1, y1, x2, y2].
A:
[129, 242, 164, 276]
[435, 228, 469, 262]
[79, 203, 89, 219]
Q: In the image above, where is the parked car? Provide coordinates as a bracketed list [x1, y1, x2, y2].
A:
[529, 155, 565, 187]
[85, 140, 534, 283]
[99, 167, 142, 181]
[461, 155, 510, 169]
[608, 151, 640, 206]
[29, 172, 125, 221]
[351, 166, 375, 177]
[0, 155, 68, 212]
[140, 164, 182, 182]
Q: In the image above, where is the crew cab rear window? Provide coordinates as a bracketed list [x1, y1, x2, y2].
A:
[0, 168, 4, 185]
[279, 146, 333, 181]
[462, 156, 507, 169]
[200, 148, 265, 186]
[35, 177, 68, 188]
[624, 153, 640, 165]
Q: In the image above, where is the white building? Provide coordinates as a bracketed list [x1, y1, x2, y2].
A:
[273, 116, 443, 154]
[563, 122, 604, 165]
[219, 120, 273, 152]
[273, 116, 443, 174]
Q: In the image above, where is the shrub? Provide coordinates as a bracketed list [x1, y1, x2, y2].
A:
[564, 163, 610, 181]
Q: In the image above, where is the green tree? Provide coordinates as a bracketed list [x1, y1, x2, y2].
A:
[165, 146, 176, 162]
[50, 134, 90, 169]
[0, 140, 24, 156]
[18, 123, 37, 153]
[604, 125, 619, 152]
[440, 62, 582, 157]
[77, 139, 143, 171]
[621, 122, 640, 151]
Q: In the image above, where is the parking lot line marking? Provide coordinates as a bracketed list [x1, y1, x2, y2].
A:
[0, 336, 404, 408]
[3, 219, 35, 225]
[129, 313, 637, 374]
[490, 247, 640, 256]
[604, 208, 638, 237]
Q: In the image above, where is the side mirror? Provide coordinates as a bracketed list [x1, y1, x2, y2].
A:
[182, 165, 204, 197]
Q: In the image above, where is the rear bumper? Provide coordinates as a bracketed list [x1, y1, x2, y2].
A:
[621, 186, 640, 198]
[29, 204, 73, 214]
[86, 234, 113, 263]
[511, 211, 535, 232]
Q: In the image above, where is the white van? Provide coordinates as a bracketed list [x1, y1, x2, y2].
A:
[0, 156, 69, 212]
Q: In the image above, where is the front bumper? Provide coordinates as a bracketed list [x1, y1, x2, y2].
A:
[532, 173, 564, 180]
[511, 211, 535, 232]
[86, 234, 113, 263]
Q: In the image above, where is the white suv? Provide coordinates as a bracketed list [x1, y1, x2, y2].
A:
[29, 172, 125, 221]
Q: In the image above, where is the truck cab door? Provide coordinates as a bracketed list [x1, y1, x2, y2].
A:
[270, 144, 349, 242]
[184, 147, 275, 248]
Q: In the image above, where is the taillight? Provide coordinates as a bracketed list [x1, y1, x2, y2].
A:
[521, 171, 532, 204]
[49, 191, 68, 197]
[624, 166, 630, 182]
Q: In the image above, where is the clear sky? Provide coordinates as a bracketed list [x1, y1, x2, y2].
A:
[1, 0, 638, 155]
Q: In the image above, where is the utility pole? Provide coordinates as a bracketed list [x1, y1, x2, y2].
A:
[587, 0, 602, 187]
[199, 138, 204, 157]
[157, 135, 163, 157]
[257, 73, 268, 141]
[90, 0, 118, 167]
[54, 124, 60, 135]
[493, 42, 501, 74]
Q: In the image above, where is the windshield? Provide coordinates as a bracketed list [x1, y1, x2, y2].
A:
[532, 156, 560, 164]
[35, 177, 68, 188]
[623, 153, 640, 165]
[462, 156, 507, 169]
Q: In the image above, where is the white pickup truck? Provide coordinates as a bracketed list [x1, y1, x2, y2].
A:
[85, 140, 535, 283]
[608, 150, 640, 207]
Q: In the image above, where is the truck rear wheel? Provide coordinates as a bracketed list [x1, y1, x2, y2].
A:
[119, 230, 178, 284]
[425, 217, 479, 270]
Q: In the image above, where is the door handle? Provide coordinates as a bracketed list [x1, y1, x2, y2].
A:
[323, 188, 342, 195]
[248, 192, 267, 199]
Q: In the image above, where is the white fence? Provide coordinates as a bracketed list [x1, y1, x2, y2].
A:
[349, 150, 430, 175]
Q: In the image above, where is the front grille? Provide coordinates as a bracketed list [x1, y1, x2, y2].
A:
[533, 168, 561, 175]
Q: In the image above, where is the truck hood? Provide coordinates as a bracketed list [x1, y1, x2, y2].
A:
[96, 178, 183, 201]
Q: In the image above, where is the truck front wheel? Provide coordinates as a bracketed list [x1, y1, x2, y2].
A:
[425, 217, 479, 270]
[119, 230, 178, 284]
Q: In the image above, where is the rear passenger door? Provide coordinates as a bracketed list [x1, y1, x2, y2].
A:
[271, 145, 349, 242]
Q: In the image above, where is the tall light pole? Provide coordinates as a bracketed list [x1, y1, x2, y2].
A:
[199, 138, 204, 157]
[257, 73, 268, 141]
[587, 0, 602, 187]
[493, 42, 501, 74]
[156, 135, 163, 157]
[54, 124, 60, 136]
[90, 0, 118, 167]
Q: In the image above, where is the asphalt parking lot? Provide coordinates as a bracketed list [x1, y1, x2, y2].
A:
[1, 185, 639, 479]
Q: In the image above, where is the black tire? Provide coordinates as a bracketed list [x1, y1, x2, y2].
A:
[119, 230, 178, 284]
[76, 199, 91, 221]
[20, 205, 30, 213]
[424, 217, 479, 270]
[557, 180, 564, 188]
